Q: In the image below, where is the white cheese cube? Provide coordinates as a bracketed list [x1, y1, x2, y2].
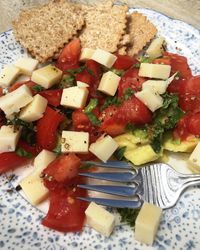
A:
[20, 149, 56, 205]
[31, 65, 62, 89]
[19, 94, 48, 122]
[85, 202, 115, 237]
[89, 135, 118, 162]
[0, 65, 20, 87]
[135, 202, 162, 245]
[188, 142, 200, 173]
[60, 86, 89, 109]
[77, 81, 89, 88]
[142, 80, 167, 94]
[0, 84, 33, 117]
[146, 37, 165, 59]
[91, 49, 117, 68]
[98, 71, 121, 96]
[139, 63, 171, 79]
[135, 89, 163, 112]
[15, 57, 38, 76]
[0, 125, 21, 153]
[61, 131, 89, 153]
[80, 48, 95, 61]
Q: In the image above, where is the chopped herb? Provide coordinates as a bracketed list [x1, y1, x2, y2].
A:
[114, 146, 126, 160]
[53, 143, 61, 155]
[125, 123, 135, 132]
[60, 74, 75, 88]
[7, 117, 34, 130]
[80, 163, 92, 170]
[84, 99, 101, 126]
[111, 68, 124, 76]
[101, 96, 122, 110]
[65, 66, 85, 75]
[32, 85, 44, 92]
[139, 56, 153, 63]
[117, 208, 139, 227]
[134, 63, 141, 68]
[16, 148, 33, 158]
[124, 88, 134, 100]
[133, 128, 148, 141]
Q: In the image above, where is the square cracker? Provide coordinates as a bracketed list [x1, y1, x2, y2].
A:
[12, 0, 84, 62]
[79, 1, 128, 53]
[126, 12, 157, 56]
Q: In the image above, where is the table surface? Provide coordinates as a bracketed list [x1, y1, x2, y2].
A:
[0, 0, 200, 33]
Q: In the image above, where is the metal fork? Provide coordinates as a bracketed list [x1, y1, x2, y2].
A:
[78, 161, 200, 209]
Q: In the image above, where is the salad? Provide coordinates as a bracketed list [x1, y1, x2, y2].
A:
[0, 35, 200, 244]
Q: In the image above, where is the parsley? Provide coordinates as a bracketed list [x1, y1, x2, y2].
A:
[124, 88, 134, 100]
[65, 66, 85, 75]
[16, 148, 32, 158]
[139, 56, 153, 63]
[84, 99, 101, 126]
[134, 63, 141, 68]
[111, 68, 124, 76]
[148, 93, 184, 153]
[114, 146, 126, 160]
[117, 208, 139, 227]
[101, 96, 122, 110]
[53, 144, 61, 155]
[60, 74, 75, 88]
[125, 123, 135, 132]
[32, 85, 44, 92]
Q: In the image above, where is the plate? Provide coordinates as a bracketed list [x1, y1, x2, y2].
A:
[0, 8, 200, 250]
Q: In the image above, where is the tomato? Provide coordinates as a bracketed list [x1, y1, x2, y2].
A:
[36, 106, 65, 150]
[187, 113, 200, 137]
[118, 68, 146, 97]
[55, 38, 81, 71]
[76, 69, 94, 85]
[43, 154, 80, 184]
[113, 54, 137, 70]
[9, 80, 38, 95]
[42, 187, 88, 232]
[0, 87, 3, 97]
[72, 109, 91, 131]
[101, 96, 152, 136]
[0, 152, 29, 173]
[85, 60, 102, 80]
[178, 76, 200, 113]
[40, 89, 63, 107]
[167, 78, 187, 94]
[17, 140, 38, 156]
[153, 56, 171, 65]
[164, 52, 192, 78]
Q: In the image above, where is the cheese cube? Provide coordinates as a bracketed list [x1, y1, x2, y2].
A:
[77, 81, 89, 88]
[20, 150, 56, 205]
[85, 202, 115, 237]
[0, 85, 33, 117]
[80, 48, 95, 61]
[31, 65, 62, 89]
[142, 80, 167, 94]
[61, 131, 89, 153]
[60, 86, 89, 109]
[135, 89, 163, 112]
[188, 142, 200, 173]
[91, 49, 117, 68]
[135, 202, 162, 245]
[89, 135, 118, 162]
[139, 63, 171, 79]
[146, 37, 165, 59]
[19, 94, 48, 122]
[14, 57, 38, 76]
[98, 71, 121, 96]
[0, 125, 21, 153]
[0, 65, 20, 87]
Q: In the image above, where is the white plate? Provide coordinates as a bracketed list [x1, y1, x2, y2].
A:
[0, 8, 200, 250]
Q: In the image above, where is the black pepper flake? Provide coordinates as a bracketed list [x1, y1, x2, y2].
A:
[16, 185, 22, 191]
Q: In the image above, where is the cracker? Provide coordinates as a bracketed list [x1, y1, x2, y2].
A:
[12, 0, 84, 62]
[126, 12, 157, 56]
[79, 1, 128, 53]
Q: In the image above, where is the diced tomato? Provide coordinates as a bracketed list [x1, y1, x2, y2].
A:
[153, 56, 171, 65]
[0, 152, 29, 173]
[55, 38, 81, 71]
[173, 115, 191, 141]
[178, 76, 200, 113]
[164, 52, 192, 78]
[36, 106, 65, 150]
[43, 154, 80, 184]
[40, 89, 63, 107]
[9, 80, 38, 95]
[17, 140, 38, 156]
[113, 54, 137, 70]
[85, 60, 102, 80]
[186, 113, 200, 137]
[118, 68, 146, 97]
[167, 78, 188, 94]
[76, 69, 94, 85]
[42, 187, 88, 232]
[72, 109, 92, 131]
[101, 96, 152, 136]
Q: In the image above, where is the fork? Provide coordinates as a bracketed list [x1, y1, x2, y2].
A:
[78, 161, 200, 209]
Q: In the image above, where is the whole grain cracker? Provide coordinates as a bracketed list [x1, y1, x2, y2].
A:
[12, 0, 84, 62]
[79, 1, 128, 53]
[126, 12, 157, 56]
